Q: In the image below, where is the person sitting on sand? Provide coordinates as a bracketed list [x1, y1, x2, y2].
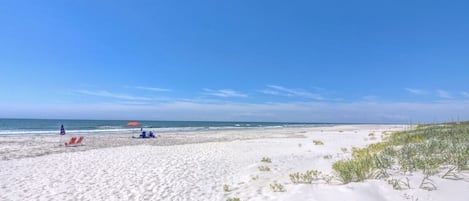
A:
[149, 131, 155, 138]
[140, 131, 146, 138]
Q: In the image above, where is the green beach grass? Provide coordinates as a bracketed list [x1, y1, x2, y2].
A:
[332, 122, 469, 188]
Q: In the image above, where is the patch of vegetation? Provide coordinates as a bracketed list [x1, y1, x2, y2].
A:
[223, 184, 230, 192]
[332, 156, 375, 183]
[261, 157, 272, 163]
[258, 166, 271, 171]
[251, 175, 259, 180]
[387, 178, 401, 190]
[290, 169, 323, 184]
[323, 154, 332, 159]
[386, 177, 410, 190]
[226, 198, 240, 201]
[332, 122, 469, 190]
[341, 147, 348, 153]
[270, 183, 285, 192]
[313, 140, 324, 145]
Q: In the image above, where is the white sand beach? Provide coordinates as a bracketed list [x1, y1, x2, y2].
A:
[1, 125, 468, 201]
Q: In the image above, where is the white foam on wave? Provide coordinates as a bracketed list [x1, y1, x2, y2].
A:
[0, 124, 321, 136]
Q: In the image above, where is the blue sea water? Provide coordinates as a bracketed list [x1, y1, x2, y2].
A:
[0, 119, 331, 135]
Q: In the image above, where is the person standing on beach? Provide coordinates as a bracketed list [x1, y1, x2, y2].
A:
[59, 124, 66, 144]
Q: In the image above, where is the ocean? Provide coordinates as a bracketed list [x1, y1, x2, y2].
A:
[0, 119, 331, 135]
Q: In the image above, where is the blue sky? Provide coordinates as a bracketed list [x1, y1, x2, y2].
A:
[1, 0, 469, 123]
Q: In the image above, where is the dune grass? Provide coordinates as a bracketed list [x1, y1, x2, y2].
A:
[270, 183, 286, 192]
[332, 122, 469, 188]
[290, 169, 323, 184]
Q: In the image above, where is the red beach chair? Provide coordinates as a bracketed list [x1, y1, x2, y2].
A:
[65, 137, 77, 146]
[76, 136, 84, 145]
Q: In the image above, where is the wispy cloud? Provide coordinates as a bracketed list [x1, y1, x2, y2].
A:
[77, 90, 152, 101]
[203, 89, 248, 98]
[115, 101, 152, 105]
[405, 88, 428, 95]
[260, 89, 281, 96]
[461, 91, 469, 98]
[437, 90, 453, 99]
[261, 85, 323, 100]
[135, 86, 171, 92]
[6, 100, 469, 123]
